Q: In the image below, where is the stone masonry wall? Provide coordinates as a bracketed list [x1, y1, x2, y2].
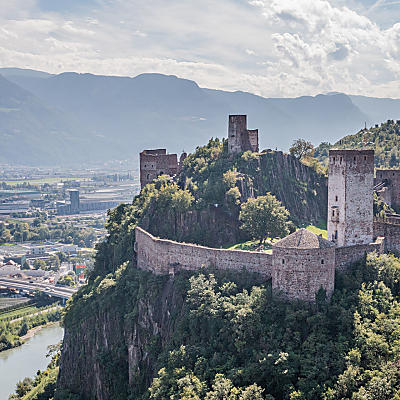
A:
[374, 221, 400, 254]
[135, 227, 272, 277]
[335, 238, 385, 271]
[272, 247, 335, 301]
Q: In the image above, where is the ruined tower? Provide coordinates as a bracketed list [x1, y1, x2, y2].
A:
[327, 149, 374, 247]
[139, 149, 179, 188]
[228, 115, 259, 154]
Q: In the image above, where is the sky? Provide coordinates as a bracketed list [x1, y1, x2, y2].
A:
[1, 0, 400, 98]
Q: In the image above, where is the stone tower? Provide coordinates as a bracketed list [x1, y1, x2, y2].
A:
[139, 149, 179, 188]
[327, 149, 374, 247]
[228, 115, 259, 154]
[272, 228, 335, 301]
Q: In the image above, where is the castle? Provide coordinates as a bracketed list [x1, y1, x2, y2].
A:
[135, 118, 400, 302]
[139, 115, 259, 189]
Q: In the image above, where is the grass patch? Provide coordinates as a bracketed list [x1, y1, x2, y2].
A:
[305, 224, 328, 238]
[227, 240, 273, 253]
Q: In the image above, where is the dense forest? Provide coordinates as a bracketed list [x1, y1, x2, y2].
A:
[315, 120, 400, 168]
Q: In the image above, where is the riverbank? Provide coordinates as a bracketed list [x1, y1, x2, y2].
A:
[0, 323, 64, 400]
[20, 321, 59, 341]
[0, 305, 61, 353]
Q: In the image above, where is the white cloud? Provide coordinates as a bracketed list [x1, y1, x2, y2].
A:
[0, 0, 399, 98]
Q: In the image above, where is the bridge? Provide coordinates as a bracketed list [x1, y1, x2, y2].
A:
[0, 278, 78, 301]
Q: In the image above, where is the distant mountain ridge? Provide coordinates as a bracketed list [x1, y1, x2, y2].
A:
[0, 68, 399, 166]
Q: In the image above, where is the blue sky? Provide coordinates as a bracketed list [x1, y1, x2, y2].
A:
[1, 0, 399, 97]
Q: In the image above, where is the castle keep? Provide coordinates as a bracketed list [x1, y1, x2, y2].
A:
[327, 149, 374, 246]
[135, 125, 400, 301]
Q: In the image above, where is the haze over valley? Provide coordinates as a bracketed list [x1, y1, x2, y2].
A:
[1, 67, 399, 166]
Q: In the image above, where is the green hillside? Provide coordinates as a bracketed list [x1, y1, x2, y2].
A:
[315, 120, 400, 168]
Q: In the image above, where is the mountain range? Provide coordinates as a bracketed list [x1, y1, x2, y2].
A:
[0, 67, 399, 166]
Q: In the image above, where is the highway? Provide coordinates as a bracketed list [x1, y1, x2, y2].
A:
[0, 277, 78, 300]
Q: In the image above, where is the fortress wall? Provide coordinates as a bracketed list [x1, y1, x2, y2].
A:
[335, 239, 385, 271]
[374, 221, 400, 254]
[135, 227, 272, 277]
[272, 247, 335, 301]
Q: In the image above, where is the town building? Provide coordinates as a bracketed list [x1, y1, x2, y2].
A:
[57, 190, 122, 215]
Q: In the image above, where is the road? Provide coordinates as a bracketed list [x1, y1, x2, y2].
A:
[0, 278, 78, 300]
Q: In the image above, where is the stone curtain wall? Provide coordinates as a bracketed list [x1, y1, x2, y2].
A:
[135, 227, 272, 277]
[272, 247, 335, 301]
[374, 221, 400, 254]
[335, 239, 385, 271]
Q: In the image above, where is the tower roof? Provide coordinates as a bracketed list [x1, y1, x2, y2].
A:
[273, 228, 335, 249]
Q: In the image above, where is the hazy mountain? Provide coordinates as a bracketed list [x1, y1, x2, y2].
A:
[0, 68, 399, 166]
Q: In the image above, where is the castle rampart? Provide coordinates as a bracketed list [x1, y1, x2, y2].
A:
[135, 226, 272, 277]
[374, 220, 400, 254]
[335, 239, 385, 271]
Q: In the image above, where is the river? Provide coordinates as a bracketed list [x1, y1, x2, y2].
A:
[0, 324, 64, 400]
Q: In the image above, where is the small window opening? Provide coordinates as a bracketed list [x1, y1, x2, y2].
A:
[340, 157, 343, 163]
[334, 230, 338, 240]
[333, 157, 335, 162]
[335, 196, 338, 202]
[147, 174, 150, 179]
[321, 259, 324, 265]
[332, 210, 335, 217]
[354, 157, 356, 161]
[282, 259, 285, 264]
[364, 156, 367, 161]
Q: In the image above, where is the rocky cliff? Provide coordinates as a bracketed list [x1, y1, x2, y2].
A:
[58, 265, 185, 399]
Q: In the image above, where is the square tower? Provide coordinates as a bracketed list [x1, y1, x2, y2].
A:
[227, 115, 259, 154]
[228, 115, 247, 154]
[139, 149, 178, 188]
[327, 149, 374, 247]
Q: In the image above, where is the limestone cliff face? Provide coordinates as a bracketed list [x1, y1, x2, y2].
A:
[57, 269, 185, 400]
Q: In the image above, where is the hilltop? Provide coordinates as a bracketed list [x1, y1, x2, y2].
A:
[315, 120, 400, 168]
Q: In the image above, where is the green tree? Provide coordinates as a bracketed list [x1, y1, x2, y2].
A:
[239, 194, 290, 243]
[289, 139, 314, 160]
[15, 377, 33, 397]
